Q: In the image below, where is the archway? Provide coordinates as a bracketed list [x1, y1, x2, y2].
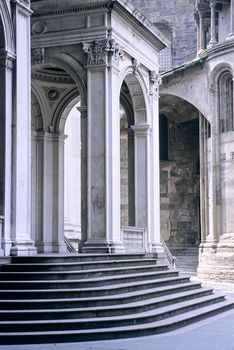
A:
[31, 64, 85, 253]
[159, 94, 205, 272]
[119, 74, 149, 252]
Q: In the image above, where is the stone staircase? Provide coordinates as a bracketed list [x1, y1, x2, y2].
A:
[0, 253, 233, 345]
[173, 247, 199, 275]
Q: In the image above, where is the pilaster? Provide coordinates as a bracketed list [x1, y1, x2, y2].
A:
[82, 39, 124, 253]
[10, 0, 36, 255]
[0, 51, 15, 256]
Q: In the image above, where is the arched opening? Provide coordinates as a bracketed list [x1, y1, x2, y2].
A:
[159, 94, 202, 272]
[219, 71, 233, 132]
[119, 74, 148, 252]
[31, 65, 84, 253]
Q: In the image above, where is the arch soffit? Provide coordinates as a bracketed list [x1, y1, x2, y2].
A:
[0, 2, 15, 52]
[31, 82, 47, 132]
[160, 91, 209, 122]
[118, 66, 149, 124]
[39, 54, 87, 106]
[52, 88, 80, 133]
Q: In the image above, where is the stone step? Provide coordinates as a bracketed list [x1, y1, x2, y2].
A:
[0, 300, 232, 344]
[1, 258, 157, 272]
[11, 254, 149, 264]
[0, 270, 180, 289]
[0, 288, 215, 321]
[0, 265, 169, 281]
[0, 282, 203, 309]
[0, 276, 191, 299]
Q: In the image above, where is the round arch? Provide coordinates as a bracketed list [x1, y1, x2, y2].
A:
[0, 2, 14, 52]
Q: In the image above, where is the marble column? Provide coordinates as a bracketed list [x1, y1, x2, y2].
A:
[34, 132, 67, 253]
[128, 128, 135, 227]
[0, 51, 14, 256]
[82, 40, 124, 253]
[147, 72, 165, 261]
[10, 0, 36, 255]
[226, 0, 234, 40]
[208, 0, 217, 48]
[77, 106, 88, 252]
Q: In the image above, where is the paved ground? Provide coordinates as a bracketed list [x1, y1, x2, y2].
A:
[1, 282, 234, 350]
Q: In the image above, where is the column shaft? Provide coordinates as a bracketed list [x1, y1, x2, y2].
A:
[208, 0, 217, 48]
[227, 0, 234, 40]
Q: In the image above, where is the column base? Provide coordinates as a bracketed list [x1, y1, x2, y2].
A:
[36, 241, 67, 254]
[197, 239, 234, 283]
[10, 240, 37, 256]
[82, 240, 125, 254]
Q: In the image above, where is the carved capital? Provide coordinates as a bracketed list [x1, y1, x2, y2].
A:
[106, 39, 124, 66]
[31, 48, 45, 65]
[149, 71, 161, 95]
[83, 41, 107, 66]
[0, 51, 15, 70]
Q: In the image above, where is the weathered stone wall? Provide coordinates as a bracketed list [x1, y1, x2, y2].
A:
[160, 119, 200, 250]
[131, 0, 197, 68]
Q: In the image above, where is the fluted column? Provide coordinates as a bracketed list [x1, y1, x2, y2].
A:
[208, 0, 217, 48]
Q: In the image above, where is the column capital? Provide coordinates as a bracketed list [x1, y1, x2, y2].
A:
[77, 106, 87, 117]
[149, 71, 161, 96]
[0, 51, 15, 70]
[131, 124, 152, 135]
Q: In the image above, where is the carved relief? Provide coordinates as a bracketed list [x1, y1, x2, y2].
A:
[32, 21, 47, 35]
[31, 48, 45, 65]
[83, 41, 107, 66]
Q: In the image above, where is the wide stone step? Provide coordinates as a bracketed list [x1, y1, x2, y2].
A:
[0, 270, 179, 289]
[11, 254, 148, 264]
[0, 300, 232, 344]
[0, 265, 169, 281]
[0, 288, 215, 321]
[0, 276, 191, 299]
[0, 282, 203, 309]
[1, 258, 157, 272]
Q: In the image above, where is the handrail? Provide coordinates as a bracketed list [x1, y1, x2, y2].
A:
[64, 236, 77, 253]
[160, 235, 176, 269]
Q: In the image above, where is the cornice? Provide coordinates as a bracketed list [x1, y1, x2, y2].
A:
[32, 3, 109, 19]
[32, 70, 75, 84]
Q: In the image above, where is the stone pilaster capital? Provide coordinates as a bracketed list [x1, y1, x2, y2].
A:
[0, 51, 15, 70]
[76, 106, 87, 116]
[131, 123, 151, 135]
[83, 40, 107, 67]
[149, 70, 161, 95]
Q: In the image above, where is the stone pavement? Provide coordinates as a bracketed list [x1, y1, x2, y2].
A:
[0, 282, 233, 350]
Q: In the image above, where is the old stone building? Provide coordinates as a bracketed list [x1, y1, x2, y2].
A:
[1, 0, 234, 344]
[0, 0, 234, 276]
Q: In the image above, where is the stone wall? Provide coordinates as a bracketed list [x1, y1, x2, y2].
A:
[160, 118, 200, 250]
[131, 0, 197, 68]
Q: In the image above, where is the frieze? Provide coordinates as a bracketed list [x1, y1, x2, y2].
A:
[31, 48, 45, 65]
[32, 71, 74, 84]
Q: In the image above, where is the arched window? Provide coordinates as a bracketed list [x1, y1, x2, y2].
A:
[219, 71, 233, 133]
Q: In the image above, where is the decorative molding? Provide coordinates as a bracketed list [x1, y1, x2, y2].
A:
[19, 0, 30, 5]
[32, 71, 74, 84]
[83, 40, 107, 66]
[132, 58, 140, 75]
[149, 70, 161, 95]
[32, 4, 109, 19]
[46, 88, 60, 101]
[32, 21, 47, 35]
[220, 153, 226, 161]
[31, 48, 45, 65]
